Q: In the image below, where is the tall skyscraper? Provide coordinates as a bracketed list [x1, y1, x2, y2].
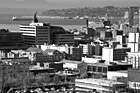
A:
[19, 22, 50, 45]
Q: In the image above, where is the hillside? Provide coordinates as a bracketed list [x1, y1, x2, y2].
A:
[42, 6, 129, 18]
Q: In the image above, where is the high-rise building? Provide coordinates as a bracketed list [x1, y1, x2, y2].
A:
[19, 22, 50, 45]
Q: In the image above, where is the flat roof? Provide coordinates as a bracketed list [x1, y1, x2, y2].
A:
[61, 59, 82, 64]
[76, 78, 125, 86]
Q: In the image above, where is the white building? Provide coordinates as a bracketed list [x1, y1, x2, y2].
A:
[127, 33, 140, 52]
[75, 78, 127, 93]
[102, 47, 113, 62]
[79, 44, 89, 54]
[41, 44, 69, 53]
[19, 22, 50, 45]
[127, 52, 140, 69]
[82, 56, 102, 64]
[88, 21, 104, 29]
[107, 71, 128, 80]
[102, 47, 130, 62]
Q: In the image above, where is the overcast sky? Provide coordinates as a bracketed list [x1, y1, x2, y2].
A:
[0, 0, 140, 9]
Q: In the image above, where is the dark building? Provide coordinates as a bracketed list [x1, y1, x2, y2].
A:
[74, 40, 92, 47]
[55, 33, 74, 46]
[87, 28, 95, 37]
[50, 26, 66, 44]
[116, 30, 123, 35]
[36, 49, 64, 63]
[103, 20, 111, 27]
[95, 44, 103, 56]
[113, 48, 131, 61]
[129, 6, 139, 26]
[0, 29, 26, 50]
[68, 47, 83, 61]
[50, 26, 74, 46]
[105, 31, 112, 39]
[88, 44, 95, 55]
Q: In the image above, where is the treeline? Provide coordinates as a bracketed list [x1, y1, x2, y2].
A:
[42, 6, 129, 17]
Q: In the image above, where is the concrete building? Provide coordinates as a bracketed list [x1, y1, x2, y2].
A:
[75, 78, 127, 93]
[87, 62, 132, 79]
[107, 71, 128, 80]
[82, 56, 102, 64]
[36, 49, 64, 63]
[127, 32, 140, 52]
[88, 21, 104, 29]
[79, 43, 103, 56]
[55, 33, 74, 46]
[116, 35, 126, 44]
[128, 69, 140, 93]
[40, 44, 69, 53]
[62, 59, 87, 69]
[127, 52, 140, 69]
[19, 22, 50, 45]
[68, 46, 83, 61]
[102, 47, 131, 62]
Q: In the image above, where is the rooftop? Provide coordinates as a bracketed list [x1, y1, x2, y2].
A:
[61, 59, 82, 64]
[26, 47, 43, 53]
[76, 78, 125, 87]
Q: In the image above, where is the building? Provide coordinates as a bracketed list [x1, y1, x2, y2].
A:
[107, 70, 128, 80]
[54, 33, 74, 46]
[129, 6, 139, 26]
[127, 32, 140, 52]
[128, 69, 140, 93]
[75, 78, 127, 93]
[62, 59, 86, 69]
[102, 47, 131, 62]
[88, 21, 104, 29]
[0, 29, 26, 50]
[40, 44, 69, 53]
[68, 46, 83, 61]
[82, 56, 102, 64]
[19, 22, 50, 45]
[127, 52, 140, 69]
[87, 62, 132, 79]
[36, 49, 64, 63]
[50, 26, 66, 44]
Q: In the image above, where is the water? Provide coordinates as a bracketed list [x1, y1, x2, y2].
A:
[0, 15, 87, 31]
[0, 24, 85, 31]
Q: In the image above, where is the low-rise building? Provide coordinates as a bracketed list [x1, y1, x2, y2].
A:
[127, 52, 140, 69]
[128, 69, 140, 93]
[36, 49, 64, 63]
[102, 47, 131, 62]
[87, 62, 132, 79]
[75, 78, 127, 93]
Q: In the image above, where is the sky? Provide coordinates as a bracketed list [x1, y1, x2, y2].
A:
[0, 0, 140, 9]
